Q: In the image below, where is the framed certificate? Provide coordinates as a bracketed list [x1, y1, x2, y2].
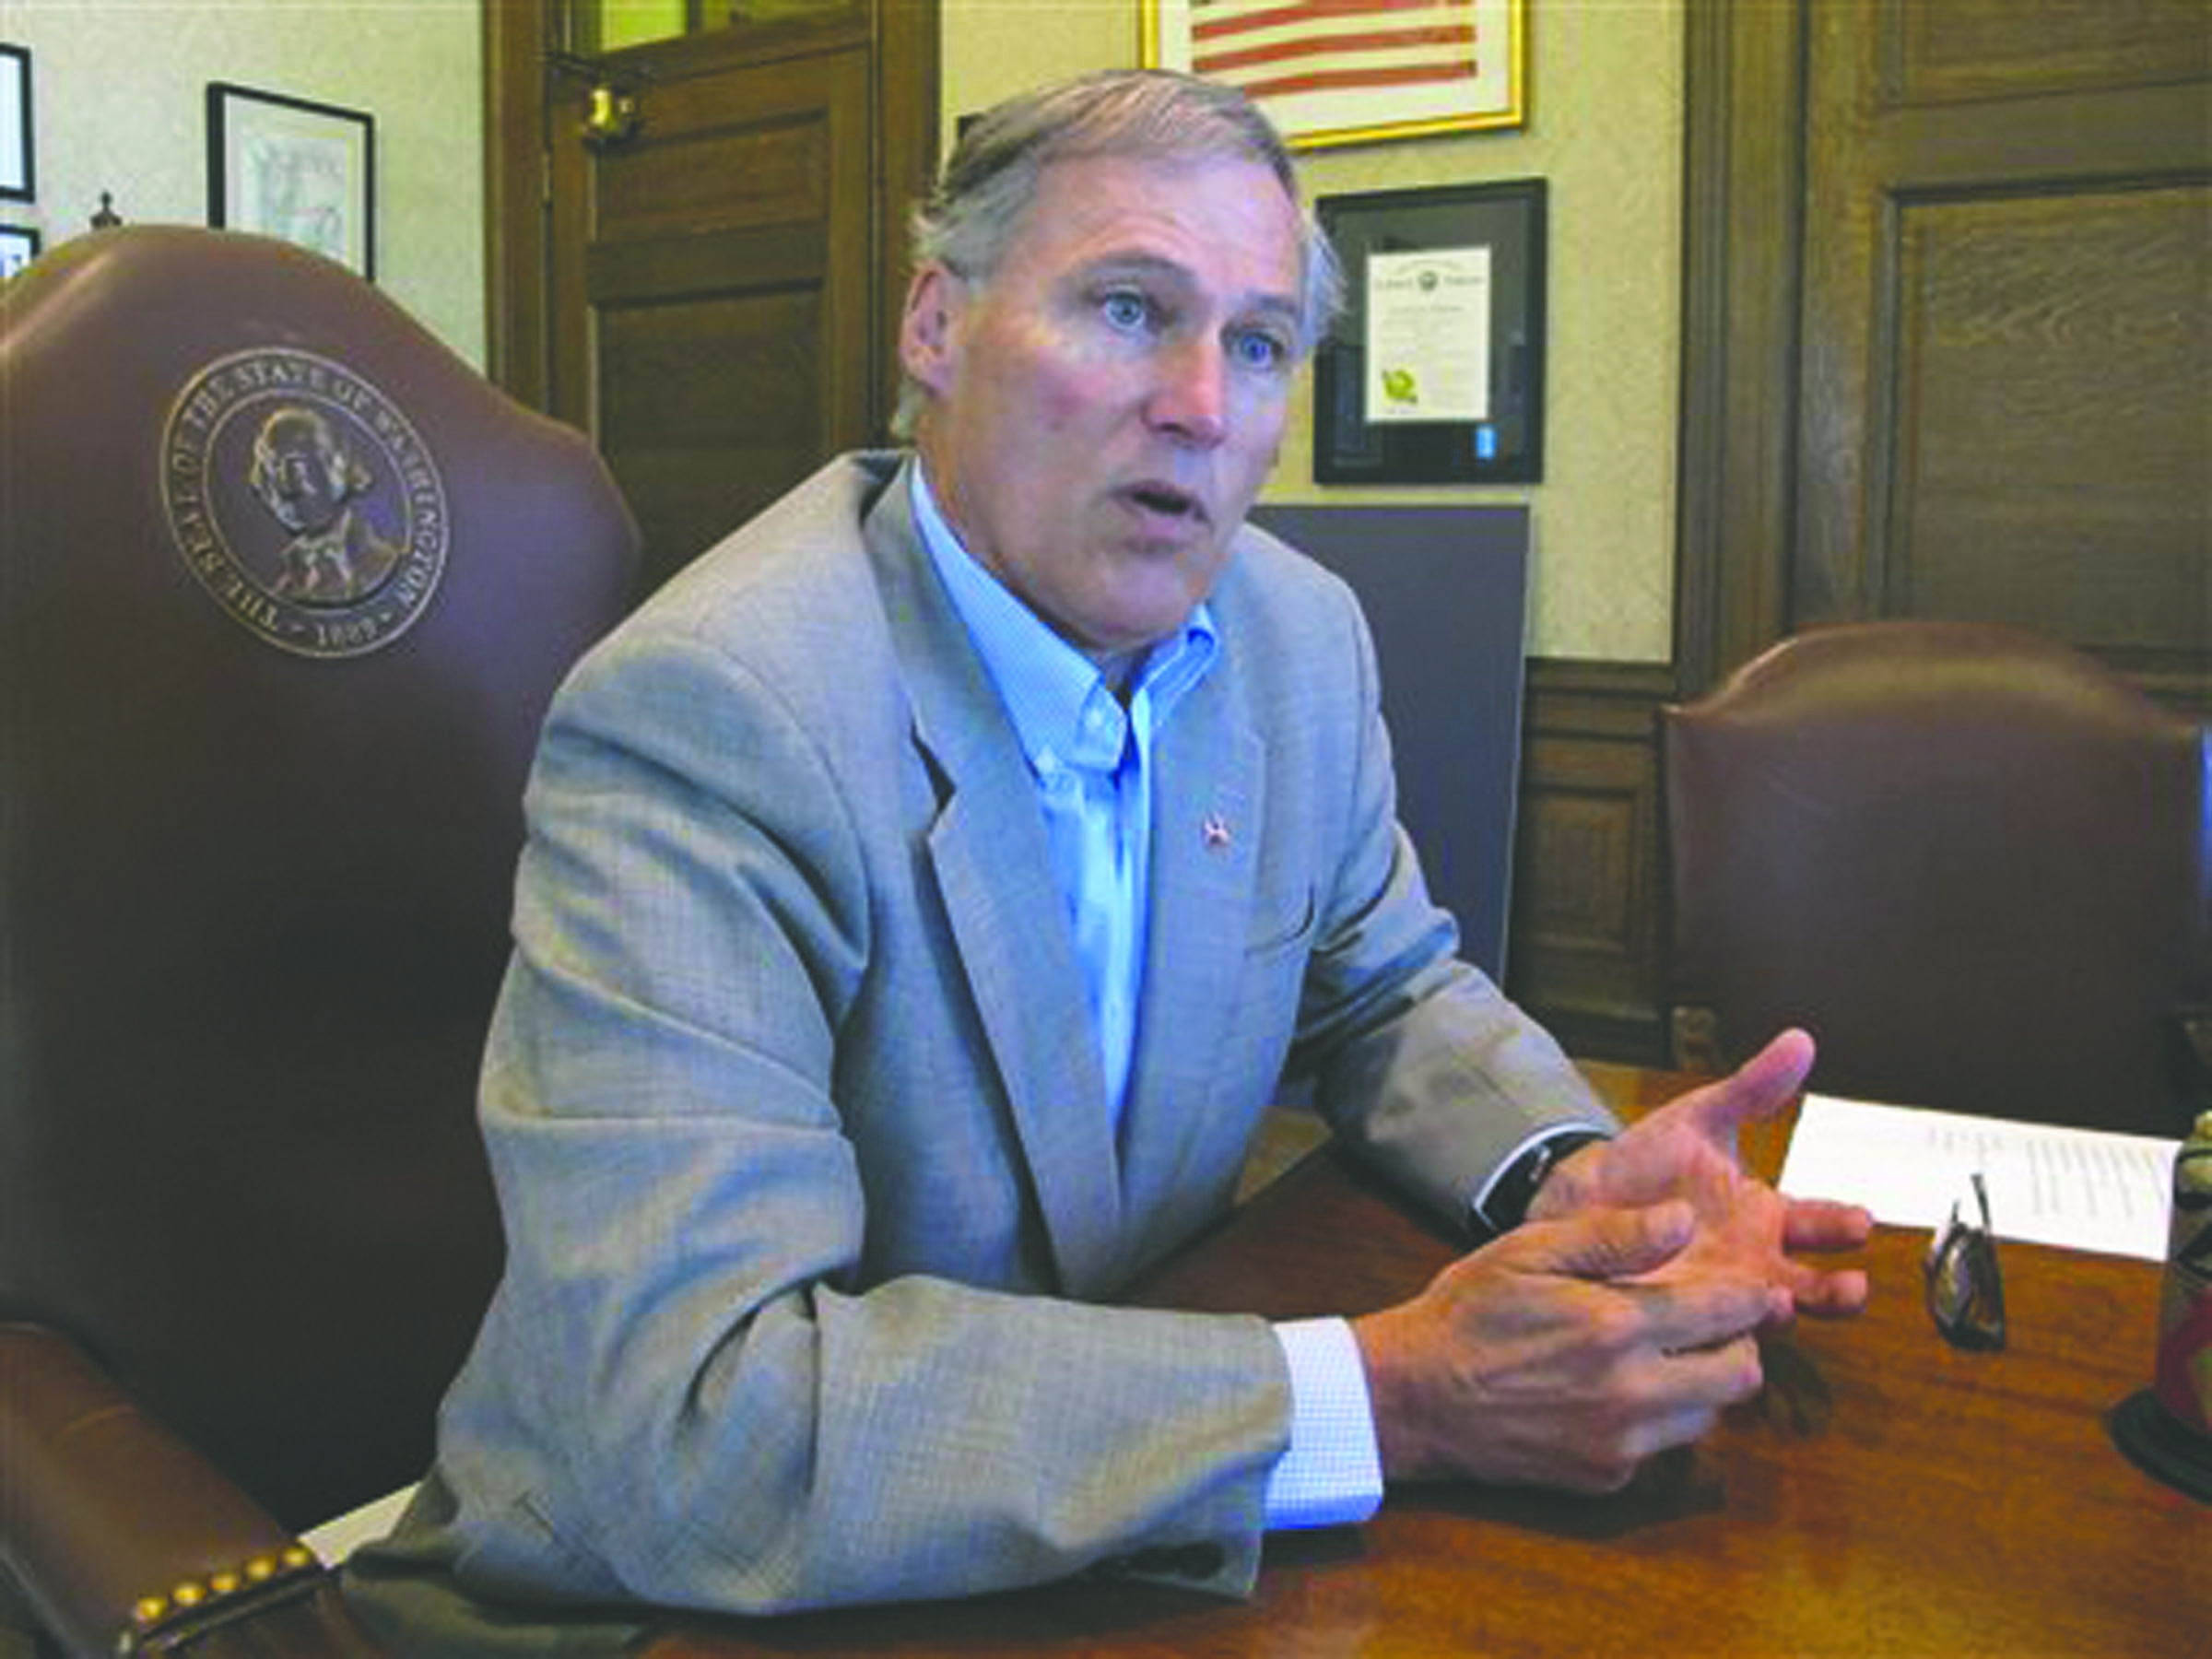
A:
[1313, 178, 1547, 485]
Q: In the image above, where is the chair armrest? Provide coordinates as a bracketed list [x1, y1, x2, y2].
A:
[0, 1324, 388, 1657]
[1668, 1004, 1727, 1077]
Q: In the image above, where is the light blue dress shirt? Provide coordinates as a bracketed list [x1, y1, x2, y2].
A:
[912, 464, 1381, 1532]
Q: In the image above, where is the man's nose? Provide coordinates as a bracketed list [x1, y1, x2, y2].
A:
[1145, 335, 1228, 448]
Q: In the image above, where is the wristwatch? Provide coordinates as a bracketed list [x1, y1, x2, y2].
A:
[1478, 1130, 1609, 1234]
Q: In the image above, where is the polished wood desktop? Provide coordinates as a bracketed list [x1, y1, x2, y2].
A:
[644, 1064, 2209, 1657]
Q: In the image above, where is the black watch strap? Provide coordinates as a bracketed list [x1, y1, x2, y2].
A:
[1477, 1130, 1609, 1234]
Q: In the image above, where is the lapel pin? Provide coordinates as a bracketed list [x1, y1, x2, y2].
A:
[1201, 813, 1232, 851]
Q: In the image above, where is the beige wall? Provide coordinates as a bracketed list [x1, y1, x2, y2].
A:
[0, 1, 485, 367]
[938, 0, 1681, 664]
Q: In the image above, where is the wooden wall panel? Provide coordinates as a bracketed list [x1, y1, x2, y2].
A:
[1504, 664, 1673, 1065]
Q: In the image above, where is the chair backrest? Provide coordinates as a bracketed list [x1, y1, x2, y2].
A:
[0, 227, 638, 1530]
[1662, 620, 2208, 1136]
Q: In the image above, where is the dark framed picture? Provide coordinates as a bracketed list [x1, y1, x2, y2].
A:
[1, 42, 31, 203]
[0, 222, 37, 279]
[1313, 178, 1547, 486]
[206, 81, 374, 279]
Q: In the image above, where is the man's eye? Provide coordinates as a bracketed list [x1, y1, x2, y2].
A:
[1100, 290, 1151, 331]
[1231, 329, 1290, 372]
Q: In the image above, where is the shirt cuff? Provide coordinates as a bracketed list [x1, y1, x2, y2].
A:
[1263, 1317, 1383, 1531]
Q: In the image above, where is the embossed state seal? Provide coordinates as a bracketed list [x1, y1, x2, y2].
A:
[161, 347, 448, 658]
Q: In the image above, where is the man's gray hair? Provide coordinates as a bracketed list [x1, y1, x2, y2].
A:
[891, 69, 1344, 439]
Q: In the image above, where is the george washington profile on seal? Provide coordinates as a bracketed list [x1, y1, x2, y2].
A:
[161, 347, 448, 659]
[249, 406, 407, 606]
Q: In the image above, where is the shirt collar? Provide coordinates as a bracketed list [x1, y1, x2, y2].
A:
[911, 459, 1217, 773]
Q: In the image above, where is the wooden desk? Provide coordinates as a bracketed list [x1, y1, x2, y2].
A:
[645, 1065, 2209, 1657]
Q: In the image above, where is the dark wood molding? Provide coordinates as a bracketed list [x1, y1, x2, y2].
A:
[482, 0, 551, 404]
[1673, 1, 1805, 700]
[872, 0, 940, 440]
[1525, 657, 1677, 724]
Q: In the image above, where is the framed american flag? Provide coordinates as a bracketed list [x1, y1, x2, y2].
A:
[1142, 0, 1525, 150]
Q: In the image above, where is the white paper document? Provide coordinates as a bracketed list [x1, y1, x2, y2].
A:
[1364, 247, 1490, 423]
[1780, 1094, 2179, 1262]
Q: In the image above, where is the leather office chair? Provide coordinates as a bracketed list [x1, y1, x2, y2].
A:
[1661, 619, 2209, 1136]
[0, 228, 637, 1656]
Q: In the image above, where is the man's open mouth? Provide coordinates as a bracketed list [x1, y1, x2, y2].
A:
[1125, 482, 1206, 524]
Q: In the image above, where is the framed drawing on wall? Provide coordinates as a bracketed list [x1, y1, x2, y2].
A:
[1142, 0, 1525, 150]
[1313, 178, 1547, 486]
[206, 82, 375, 280]
[2, 42, 31, 202]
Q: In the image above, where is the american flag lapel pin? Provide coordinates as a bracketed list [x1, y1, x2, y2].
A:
[1201, 812, 1231, 851]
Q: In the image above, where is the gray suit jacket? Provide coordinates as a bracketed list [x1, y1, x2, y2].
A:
[348, 453, 1609, 1641]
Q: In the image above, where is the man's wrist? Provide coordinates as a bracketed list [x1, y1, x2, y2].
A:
[1477, 1130, 1609, 1233]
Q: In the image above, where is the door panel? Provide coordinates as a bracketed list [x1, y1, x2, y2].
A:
[551, 45, 871, 594]
[1890, 183, 2206, 652]
[1889, 0, 2210, 104]
[1795, 1, 2209, 694]
[599, 289, 830, 577]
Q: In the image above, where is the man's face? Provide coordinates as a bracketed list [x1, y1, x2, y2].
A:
[901, 151, 1306, 661]
[256, 418, 346, 535]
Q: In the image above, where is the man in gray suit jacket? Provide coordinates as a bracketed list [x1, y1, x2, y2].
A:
[350, 69, 1868, 1644]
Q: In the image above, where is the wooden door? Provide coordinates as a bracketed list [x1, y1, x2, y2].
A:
[1794, 1, 2209, 704]
[1677, 2, 2209, 712]
[486, 3, 938, 598]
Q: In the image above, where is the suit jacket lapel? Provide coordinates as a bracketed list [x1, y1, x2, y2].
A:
[862, 470, 1125, 1295]
[1115, 654, 1265, 1240]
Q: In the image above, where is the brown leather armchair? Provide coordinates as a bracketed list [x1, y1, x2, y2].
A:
[1661, 619, 2209, 1135]
[0, 228, 637, 1656]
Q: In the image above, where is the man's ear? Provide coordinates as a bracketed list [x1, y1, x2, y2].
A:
[899, 264, 967, 398]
